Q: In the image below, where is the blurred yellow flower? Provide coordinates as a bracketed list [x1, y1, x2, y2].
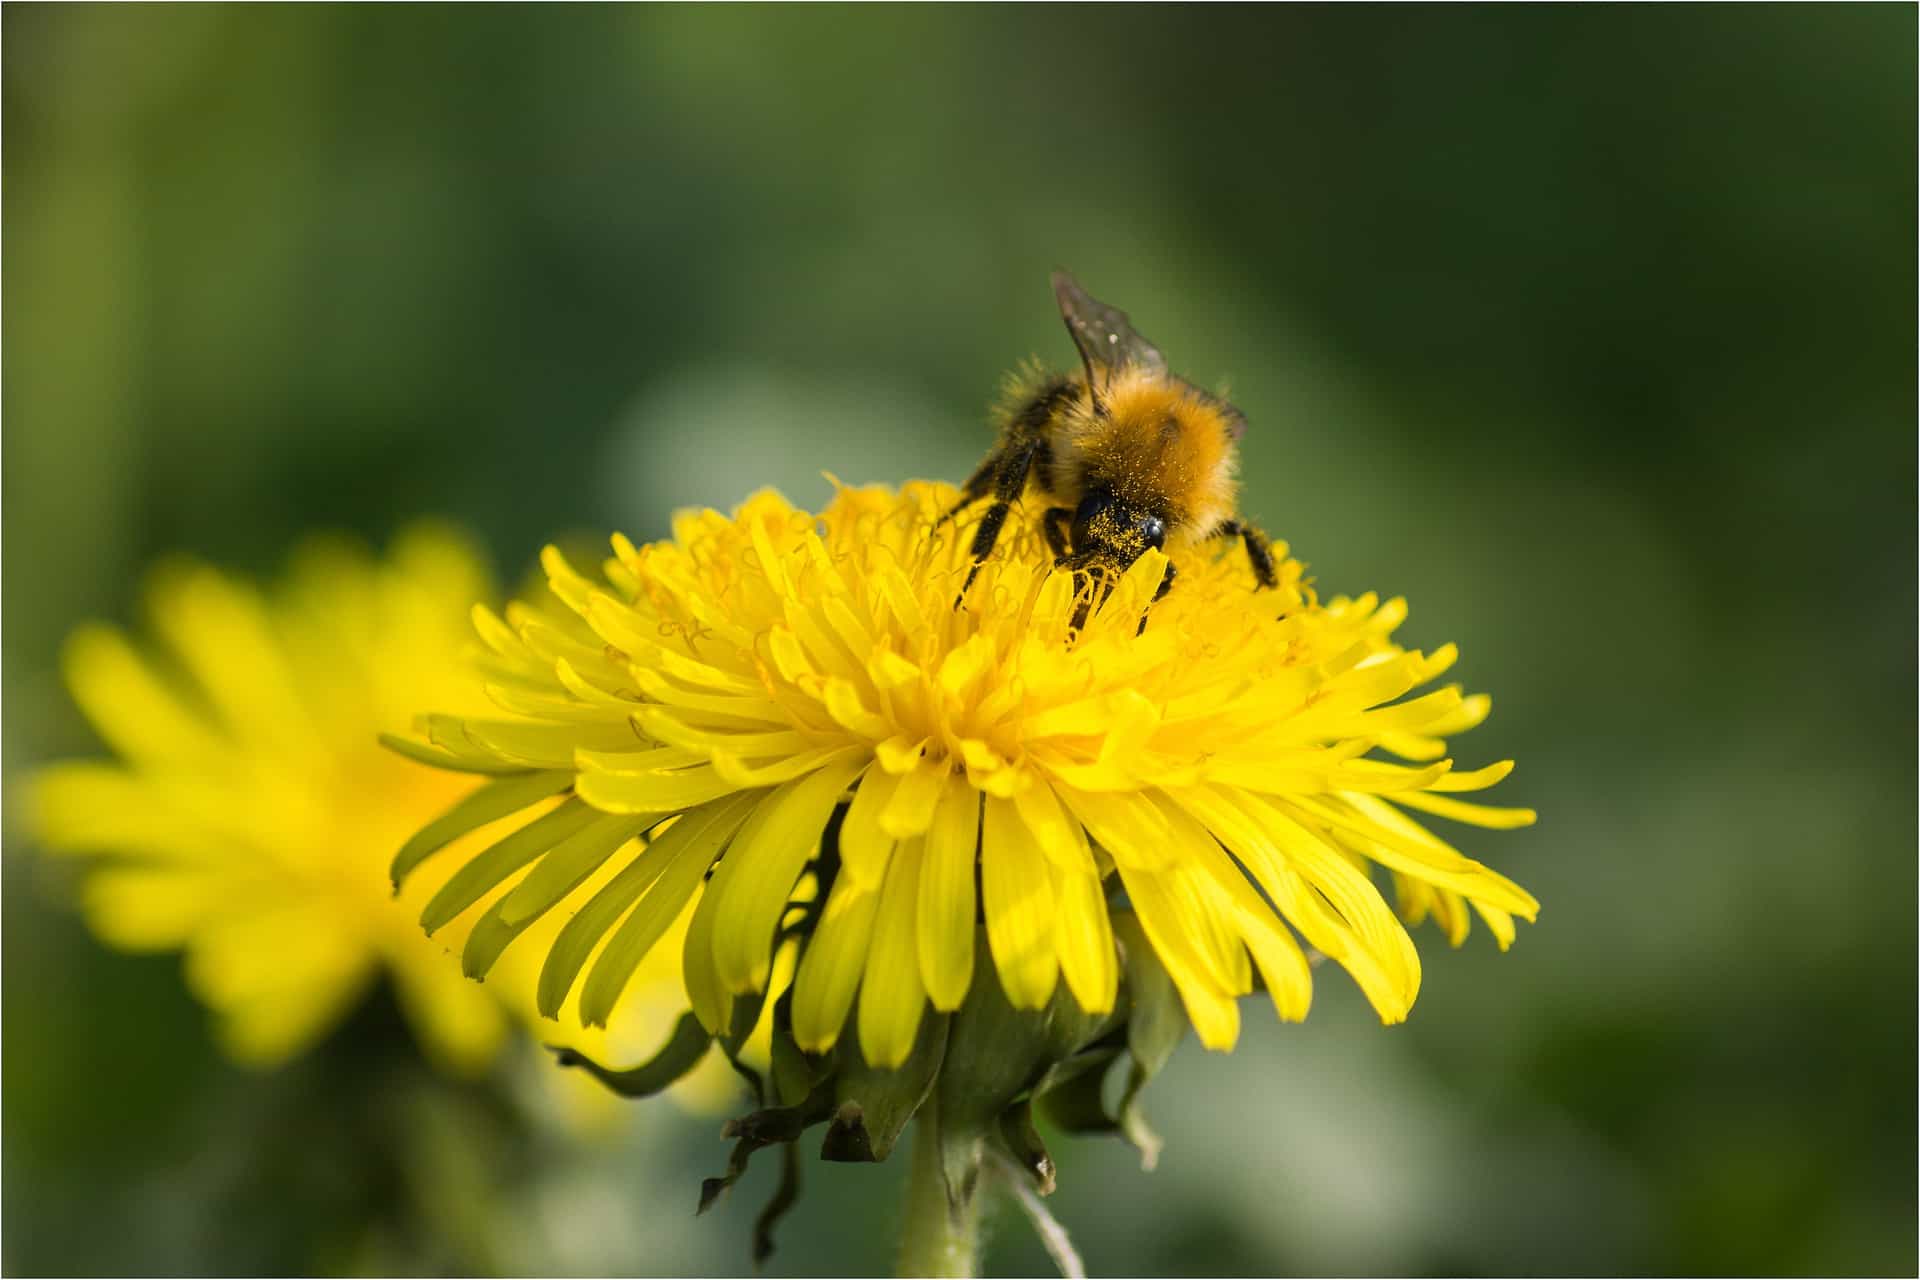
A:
[391, 482, 1538, 1073]
[25, 524, 697, 1078]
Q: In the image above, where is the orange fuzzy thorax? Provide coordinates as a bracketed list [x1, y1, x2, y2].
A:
[1057, 367, 1240, 541]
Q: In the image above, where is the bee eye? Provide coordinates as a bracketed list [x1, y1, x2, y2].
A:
[1138, 516, 1166, 550]
[1074, 493, 1106, 525]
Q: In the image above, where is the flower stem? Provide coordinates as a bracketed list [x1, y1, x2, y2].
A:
[896, 1102, 979, 1278]
[996, 1152, 1085, 1280]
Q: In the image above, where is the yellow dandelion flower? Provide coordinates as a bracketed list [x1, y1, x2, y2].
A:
[24, 524, 695, 1078]
[391, 482, 1538, 1078]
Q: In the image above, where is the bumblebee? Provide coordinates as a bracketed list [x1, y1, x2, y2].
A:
[949, 271, 1277, 616]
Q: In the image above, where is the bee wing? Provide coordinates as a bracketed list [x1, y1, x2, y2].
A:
[1051, 270, 1168, 388]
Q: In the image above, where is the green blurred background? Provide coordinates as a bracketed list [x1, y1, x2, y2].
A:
[5, 6, 1914, 1275]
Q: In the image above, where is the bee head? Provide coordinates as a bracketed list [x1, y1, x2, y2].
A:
[1069, 488, 1167, 572]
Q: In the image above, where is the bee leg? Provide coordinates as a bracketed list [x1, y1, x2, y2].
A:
[953, 441, 1039, 607]
[1041, 507, 1072, 561]
[939, 456, 999, 525]
[1068, 564, 1114, 633]
[1211, 520, 1278, 590]
[1069, 577, 1093, 632]
[1136, 560, 1177, 635]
